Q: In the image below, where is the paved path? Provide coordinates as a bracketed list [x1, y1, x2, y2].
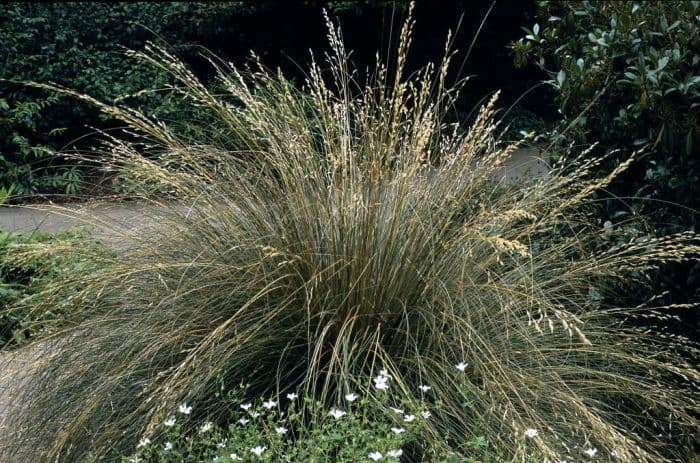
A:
[0, 147, 547, 239]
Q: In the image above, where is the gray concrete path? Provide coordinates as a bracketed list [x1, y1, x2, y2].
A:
[0, 147, 547, 239]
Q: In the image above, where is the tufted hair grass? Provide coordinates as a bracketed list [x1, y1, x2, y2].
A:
[2, 6, 699, 462]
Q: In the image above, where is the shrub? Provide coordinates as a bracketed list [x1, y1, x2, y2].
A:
[511, 0, 700, 231]
[4, 7, 699, 462]
[0, 2, 257, 196]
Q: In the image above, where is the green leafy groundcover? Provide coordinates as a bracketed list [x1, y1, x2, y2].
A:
[0, 227, 114, 347]
[121, 380, 533, 463]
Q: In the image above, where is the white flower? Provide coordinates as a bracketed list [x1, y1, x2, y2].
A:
[387, 449, 403, 458]
[329, 408, 347, 419]
[373, 370, 392, 391]
[455, 362, 468, 371]
[403, 414, 416, 422]
[137, 437, 151, 448]
[420, 410, 431, 419]
[250, 411, 261, 418]
[345, 392, 359, 402]
[275, 426, 288, 435]
[164, 441, 173, 451]
[164, 417, 176, 427]
[216, 440, 227, 448]
[237, 417, 250, 425]
[391, 427, 406, 434]
[524, 428, 538, 438]
[374, 378, 390, 391]
[368, 451, 383, 461]
[200, 422, 213, 433]
[128, 458, 142, 463]
[389, 407, 404, 414]
[250, 445, 267, 457]
[418, 384, 431, 392]
[584, 447, 598, 458]
[610, 449, 619, 458]
[240, 402, 252, 410]
[230, 453, 242, 461]
[262, 400, 276, 409]
[286, 392, 298, 400]
[178, 403, 192, 414]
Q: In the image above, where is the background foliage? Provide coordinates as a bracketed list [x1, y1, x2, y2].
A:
[511, 0, 700, 329]
[0, 2, 256, 195]
[0, 1, 541, 198]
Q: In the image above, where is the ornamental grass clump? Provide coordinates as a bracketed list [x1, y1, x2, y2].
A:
[3, 7, 699, 462]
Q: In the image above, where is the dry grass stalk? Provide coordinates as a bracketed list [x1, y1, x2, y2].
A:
[2, 6, 698, 462]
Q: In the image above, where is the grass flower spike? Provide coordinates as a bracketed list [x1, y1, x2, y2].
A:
[4, 3, 698, 462]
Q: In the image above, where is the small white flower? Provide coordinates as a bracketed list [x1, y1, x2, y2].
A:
[237, 417, 250, 425]
[368, 451, 383, 461]
[455, 362, 468, 371]
[250, 411, 261, 418]
[178, 403, 192, 415]
[403, 414, 416, 422]
[374, 378, 390, 391]
[137, 437, 151, 448]
[391, 427, 406, 434]
[286, 392, 298, 400]
[128, 458, 142, 463]
[418, 384, 431, 392]
[345, 392, 359, 402]
[216, 440, 227, 448]
[387, 449, 403, 458]
[524, 428, 538, 438]
[584, 447, 598, 458]
[250, 445, 267, 457]
[390, 407, 404, 414]
[373, 370, 392, 391]
[610, 449, 619, 458]
[262, 400, 276, 409]
[275, 426, 288, 435]
[230, 453, 242, 461]
[329, 408, 347, 419]
[164, 417, 176, 427]
[420, 410, 431, 419]
[164, 441, 173, 451]
[200, 422, 213, 433]
[240, 402, 252, 410]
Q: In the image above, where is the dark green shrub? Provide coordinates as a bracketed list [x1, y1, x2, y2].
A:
[0, 2, 256, 196]
[511, 0, 700, 230]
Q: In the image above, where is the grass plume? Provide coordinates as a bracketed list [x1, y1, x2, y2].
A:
[2, 7, 699, 462]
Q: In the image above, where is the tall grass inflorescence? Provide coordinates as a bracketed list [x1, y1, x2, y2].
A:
[3, 6, 699, 462]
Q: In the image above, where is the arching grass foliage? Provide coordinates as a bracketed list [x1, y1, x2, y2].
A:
[3, 6, 699, 462]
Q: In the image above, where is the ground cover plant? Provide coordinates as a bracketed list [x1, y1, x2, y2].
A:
[0, 226, 114, 347]
[120, 380, 516, 463]
[2, 6, 699, 462]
